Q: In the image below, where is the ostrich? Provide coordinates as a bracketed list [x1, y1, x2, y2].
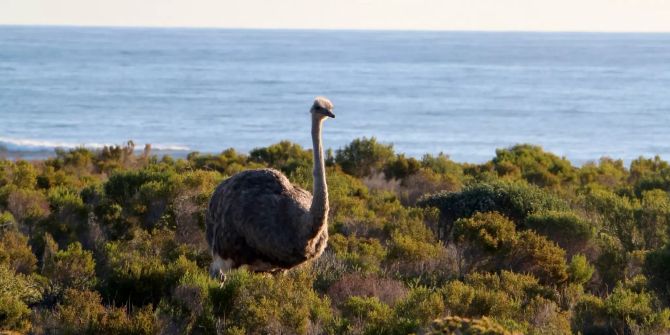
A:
[206, 97, 335, 278]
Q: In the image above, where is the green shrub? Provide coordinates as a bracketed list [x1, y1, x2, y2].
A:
[452, 212, 516, 273]
[418, 180, 568, 240]
[568, 254, 594, 285]
[51, 288, 158, 335]
[630, 156, 670, 196]
[644, 243, 670, 303]
[6, 141, 670, 334]
[577, 157, 627, 190]
[393, 286, 445, 331]
[329, 233, 386, 273]
[492, 144, 575, 188]
[187, 148, 251, 175]
[212, 269, 334, 335]
[595, 234, 628, 289]
[42, 242, 96, 294]
[335, 137, 395, 177]
[383, 154, 421, 180]
[0, 211, 15, 228]
[0, 263, 43, 333]
[428, 316, 521, 335]
[511, 231, 568, 284]
[11, 161, 38, 189]
[101, 229, 198, 306]
[525, 296, 571, 335]
[636, 189, 670, 249]
[525, 210, 594, 254]
[6, 187, 50, 236]
[584, 188, 639, 251]
[442, 274, 524, 320]
[341, 296, 393, 334]
[604, 283, 670, 335]
[0, 229, 37, 274]
[249, 140, 312, 175]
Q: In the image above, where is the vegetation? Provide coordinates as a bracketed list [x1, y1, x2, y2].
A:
[1, 140, 670, 334]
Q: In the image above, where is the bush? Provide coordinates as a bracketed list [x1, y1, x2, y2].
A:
[101, 229, 198, 306]
[428, 316, 521, 335]
[584, 188, 639, 251]
[187, 148, 251, 176]
[326, 273, 407, 307]
[418, 180, 568, 240]
[644, 243, 670, 303]
[603, 283, 670, 335]
[441, 271, 547, 321]
[578, 157, 627, 190]
[0, 263, 43, 333]
[341, 296, 393, 334]
[452, 212, 517, 274]
[335, 137, 395, 177]
[525, 211, 594, 255]
[383, 154, 420, 180]
[249, 140, 312, 175]
[511, 231, 568, 285]
[48, 288, 158, 335]
[328, 233, 386, 273]
[636, 189, 670, 249]
[568, 254, 594, 285]
[451, 212, 569, 283]
[0, 229, 37, 274]
[595, 234, 628, 289]
[6, 187, 50, 236]
[492, 144, 575, 188]
[7, 141, 670, 333]
[42, 242, 97, 294]
[212, 269, 334, 335]
[11, 161, 38, 189]
[525, 296, 571, 335]
[393, 286, 445, 331]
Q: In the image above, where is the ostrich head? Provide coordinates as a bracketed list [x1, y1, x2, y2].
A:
[311, 96, 335, 119]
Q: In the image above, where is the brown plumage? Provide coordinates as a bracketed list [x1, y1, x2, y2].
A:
[206, 97, 335, 276]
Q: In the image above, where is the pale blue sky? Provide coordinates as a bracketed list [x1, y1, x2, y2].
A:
[1, 0, 669, 32]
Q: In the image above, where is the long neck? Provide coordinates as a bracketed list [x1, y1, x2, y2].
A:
[310, 115, 329, 224]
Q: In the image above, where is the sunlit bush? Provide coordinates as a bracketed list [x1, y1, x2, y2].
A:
[427, 316, 521, 335]
[336, 137, 395, 178]
[0, 229, 37, 274]
[42, 241, 96, 294]
[0, 263, 43, 333]
[212, 269, 334, 335]
[492, 144, 575, 188]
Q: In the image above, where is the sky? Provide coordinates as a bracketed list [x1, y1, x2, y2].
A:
[1, 0, 669, 32]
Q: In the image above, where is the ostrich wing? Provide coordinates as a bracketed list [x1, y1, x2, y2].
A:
[208, 169, 313, 266]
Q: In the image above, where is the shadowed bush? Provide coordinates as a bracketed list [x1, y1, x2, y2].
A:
[418, 180, 568, 240]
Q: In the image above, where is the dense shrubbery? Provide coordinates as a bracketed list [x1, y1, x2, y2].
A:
[1, 139, 670, 334]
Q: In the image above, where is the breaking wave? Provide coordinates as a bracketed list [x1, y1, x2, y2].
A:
[0, 137, 190, 153]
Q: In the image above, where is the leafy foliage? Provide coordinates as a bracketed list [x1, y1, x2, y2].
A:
[0, 140, 669, 334]
[418, 180, 568, 240]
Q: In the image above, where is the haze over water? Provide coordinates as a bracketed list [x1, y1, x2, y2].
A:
[1, 26, 670, 164]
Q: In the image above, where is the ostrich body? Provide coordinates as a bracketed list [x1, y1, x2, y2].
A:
[206, 97, 335, 276]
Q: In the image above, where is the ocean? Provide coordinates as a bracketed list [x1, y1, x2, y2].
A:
[1, 25, 670, 164]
